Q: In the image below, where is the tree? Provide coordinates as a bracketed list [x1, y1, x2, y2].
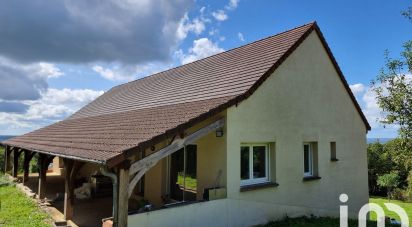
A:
[372, 6, 412, 152]
[367, 142, 393, 195]
[377, 172, 400, 201]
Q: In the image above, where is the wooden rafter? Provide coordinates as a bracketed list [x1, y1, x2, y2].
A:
[127, 118, 224, 198]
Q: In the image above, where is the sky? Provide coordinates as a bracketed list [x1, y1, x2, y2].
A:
[0, 0, 410, 138]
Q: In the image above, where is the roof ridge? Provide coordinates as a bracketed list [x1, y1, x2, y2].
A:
[113, 21, 317, 89]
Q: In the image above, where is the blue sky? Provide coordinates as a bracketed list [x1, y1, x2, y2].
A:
[0, 0, 410, 138]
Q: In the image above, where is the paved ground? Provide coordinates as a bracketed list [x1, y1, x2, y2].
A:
[21, 174, 112, 227]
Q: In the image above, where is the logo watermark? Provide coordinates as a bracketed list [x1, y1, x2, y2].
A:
[339, 193, 409, 227]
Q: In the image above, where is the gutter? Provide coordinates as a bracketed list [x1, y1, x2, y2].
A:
[100, 166, 118, 227]
[2, 144, 106, 165]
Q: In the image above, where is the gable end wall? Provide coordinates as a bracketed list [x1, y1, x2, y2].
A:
[225, 31, 368, 225]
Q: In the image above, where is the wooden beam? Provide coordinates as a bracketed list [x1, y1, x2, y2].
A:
[22, 150, 35, 184]
[37, 154, 54, 200]
[128, 166, 150, 198]
[63, 159, 74, 220]
[6, 147, 14, 174]
[4, 145, 10, 173]
[118, 164, 130, 227]
[12, 149, 22, 178]
[63, 159, 84, 221]
[127, 118, 224, 197]
[129, 118, 224, 176]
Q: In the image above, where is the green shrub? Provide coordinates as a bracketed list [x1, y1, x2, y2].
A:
[391, 188, 406, 201]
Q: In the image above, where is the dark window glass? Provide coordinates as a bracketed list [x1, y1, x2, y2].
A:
[330, 142, 336, 160]
[241, 146, 250, 180]
[253, 146, 266, 178]
[304, 144, 310, 174]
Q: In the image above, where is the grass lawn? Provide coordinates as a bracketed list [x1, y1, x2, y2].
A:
[259, 197, 412, 227]
[0, 177, 51, 226]
[258, 216, 399, 227]
[370, 197, 412, 225]
[177, 173, 197, 191]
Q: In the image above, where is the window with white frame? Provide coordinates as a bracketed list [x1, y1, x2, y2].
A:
[303, 143, 313, 177]
[240, 144, 269, 186]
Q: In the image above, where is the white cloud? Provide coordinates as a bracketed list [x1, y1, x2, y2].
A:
[93, 62, 173, 82]
[349, 83, 365, 96]
[212, 10, 228, 21]
[238, 32, 245, 42]
[0, 88, 103, 134]
[176, 13, 207, 41]
[176, 38, 224, 64]
[23, 88, 103, 120]
[226, 0, 240, 10]
[361, 87, 382, 127]
[92, 65, 135, 82]
[349, 83, 399, 138]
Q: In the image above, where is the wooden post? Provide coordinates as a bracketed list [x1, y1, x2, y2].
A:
[37, 154, 54, 200]
[6, 147, 12, 174]
[63, 159, 84, 221]
[12, 149, 22, 178]
[4, 145, 9, 173]
[118, 161, 130, 227]
[63, 159, 74, 220]
[23, 151, 34, 184]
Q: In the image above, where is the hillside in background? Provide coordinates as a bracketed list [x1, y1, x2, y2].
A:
[0, 136, 14, 142]
[367, 138, 394, 144]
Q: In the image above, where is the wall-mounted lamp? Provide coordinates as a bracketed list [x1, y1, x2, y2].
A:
[215, 128, 224, 137]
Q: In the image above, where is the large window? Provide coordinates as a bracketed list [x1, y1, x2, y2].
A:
[169, 145, 197, 202]
[303, 143, 313, 177]
[240, 144, 269, 186]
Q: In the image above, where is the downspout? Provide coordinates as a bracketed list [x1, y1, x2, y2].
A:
[100, 166, 118, 226]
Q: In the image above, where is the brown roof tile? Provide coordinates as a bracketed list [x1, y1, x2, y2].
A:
[3, 22, 370, 166]
[5, 96, 234, 163]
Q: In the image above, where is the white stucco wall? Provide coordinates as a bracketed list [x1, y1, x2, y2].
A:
[129, 30, 369, 226]
[128, 198, 342, 227]
[225, 30, 368, 222]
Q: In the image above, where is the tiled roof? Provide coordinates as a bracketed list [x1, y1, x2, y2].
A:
[4, 96, 233, 164]
[3, 22, 370, 166]
[69, 23, 314, 119]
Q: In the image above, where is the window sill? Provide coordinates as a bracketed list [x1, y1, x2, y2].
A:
[331, 158, 339, 162]
[240, 182, 279, 192]
[302, 176, 321, 182]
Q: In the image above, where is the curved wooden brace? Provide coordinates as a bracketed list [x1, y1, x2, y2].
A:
[128, 118, 224, 198]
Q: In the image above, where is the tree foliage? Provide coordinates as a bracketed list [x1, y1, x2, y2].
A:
[402, 6, 412, 22]
[372, 41, 412, 144]
[377, 172, 400, 201]
[372, 6, 412, 152]
[368, 140, 411, 197]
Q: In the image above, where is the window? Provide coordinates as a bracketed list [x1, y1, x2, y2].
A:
[240, 144, 269, 186]
[303, 143, 313, 177]
[169, 145, 197, 202]
[330, 142, 338, 161]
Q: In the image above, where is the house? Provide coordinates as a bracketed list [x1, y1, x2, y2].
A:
[2, 22, 370, 227]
